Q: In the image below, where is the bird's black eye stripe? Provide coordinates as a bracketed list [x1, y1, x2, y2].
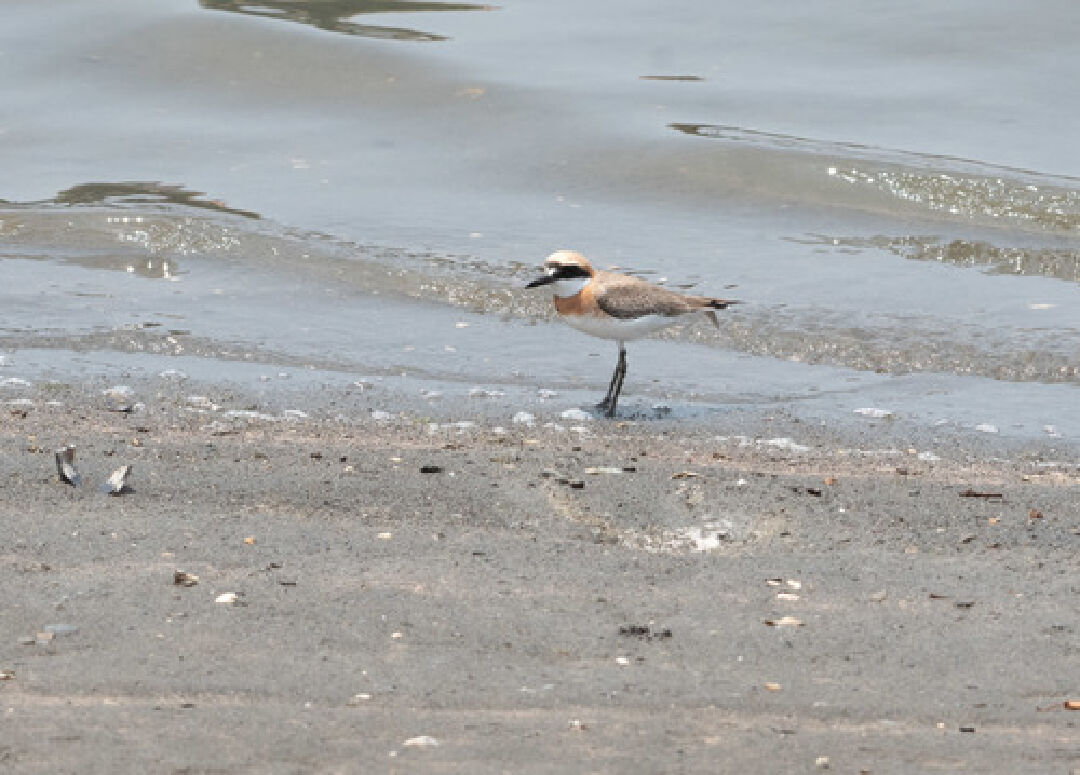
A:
[554, 265, 591, 279]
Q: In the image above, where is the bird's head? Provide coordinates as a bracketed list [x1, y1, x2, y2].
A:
[526, 250, 595, 294]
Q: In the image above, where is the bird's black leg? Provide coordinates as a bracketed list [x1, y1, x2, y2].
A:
[596, 355, 620, 412]
[598, 343, 627, 418]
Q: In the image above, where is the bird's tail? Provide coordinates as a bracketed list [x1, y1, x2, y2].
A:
[701, 297, 740, 328]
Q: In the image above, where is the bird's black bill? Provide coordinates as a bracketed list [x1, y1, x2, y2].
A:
[526, 274, 557, 288]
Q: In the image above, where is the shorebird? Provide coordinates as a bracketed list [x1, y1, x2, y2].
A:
[527, 250, 738, 417]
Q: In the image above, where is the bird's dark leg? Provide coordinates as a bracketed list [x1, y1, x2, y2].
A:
[596, 343, 627, 418]
[596, 357, 620, 412]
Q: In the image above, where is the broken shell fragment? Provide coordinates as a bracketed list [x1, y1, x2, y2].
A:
[55, 445, 82, 486]
[101, 465, 134, 495]
[173, 571, 200, 587]
[215, 592, 239, 604]
[764, 616, 804, 628]
[403, 735, 440, 748]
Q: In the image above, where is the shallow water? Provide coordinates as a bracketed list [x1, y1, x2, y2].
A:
[1, 0, 1078, 440]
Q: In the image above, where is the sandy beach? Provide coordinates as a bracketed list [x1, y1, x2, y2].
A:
[3, 3, 1080, 770]
[2, 376, 1078, 773]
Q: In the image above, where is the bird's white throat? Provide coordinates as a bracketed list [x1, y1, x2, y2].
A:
[550, 276, 589, 298]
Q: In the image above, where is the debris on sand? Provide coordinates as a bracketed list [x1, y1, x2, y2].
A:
[764, 616, 804, 628]
[43, 624, 79, 638]
[104, 385, 139, 412]
[959, 488, 1003, 500]
[173, 571, 200, 587]
[55, 445, 82, 486]
[1037, 700, 1080, 712]
[619, 625, 672, 641]
[100, 465, 134, 495]
[403, 735, 440, 748]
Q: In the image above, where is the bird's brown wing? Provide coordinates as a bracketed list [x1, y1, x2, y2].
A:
[594, 277, 702, 319]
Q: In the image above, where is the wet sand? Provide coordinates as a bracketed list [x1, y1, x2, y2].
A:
[2, 378, 1078, 773]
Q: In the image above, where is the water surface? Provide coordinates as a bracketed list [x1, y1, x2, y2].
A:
[2, 0, 1078, 440]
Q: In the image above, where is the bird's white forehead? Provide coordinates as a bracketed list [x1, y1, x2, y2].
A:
[544, 249, 589, 269]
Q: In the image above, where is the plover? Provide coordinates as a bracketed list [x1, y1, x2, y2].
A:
[527, 250, 738, 417]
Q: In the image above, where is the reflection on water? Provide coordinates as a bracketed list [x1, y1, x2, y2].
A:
[34, 250, 182, 281]
[199, 0, 494, 42]
[789, 234, 1080, 285]
[44, 182, 261, 219]
[671, 122, 1080, 232]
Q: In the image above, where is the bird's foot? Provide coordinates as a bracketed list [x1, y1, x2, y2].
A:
[595, 400, 618, 419]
